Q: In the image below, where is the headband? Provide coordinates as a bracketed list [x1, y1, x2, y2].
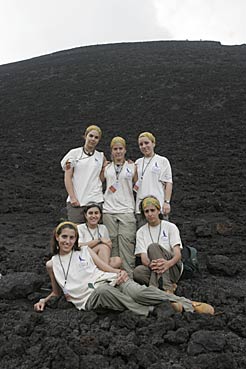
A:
[55, 221, 78, 234]
[110, 136, 126, 148]
[85, 125, 102, 138]
[138, 132, 156, 144]
[142, 197, 161, 210]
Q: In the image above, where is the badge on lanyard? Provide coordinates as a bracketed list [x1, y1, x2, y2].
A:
[109, 181, 119, 193]
[133, 178, 142, 192]
[63, 287, 71, 300]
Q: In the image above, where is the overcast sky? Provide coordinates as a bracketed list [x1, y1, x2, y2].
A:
[1, 0, 245, 65]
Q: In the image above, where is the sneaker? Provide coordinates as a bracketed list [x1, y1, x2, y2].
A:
[192, 301, 214, 315]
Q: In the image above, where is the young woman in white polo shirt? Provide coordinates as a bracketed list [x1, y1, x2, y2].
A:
[134, 132, 173, 228]
[102, 137, 137, 277]
[133, 196, 183, 293]
[77, 203, 121, 268]
[61, 125, 106, 223]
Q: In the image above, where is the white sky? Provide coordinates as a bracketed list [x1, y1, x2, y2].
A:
[0, 0, 245, 65]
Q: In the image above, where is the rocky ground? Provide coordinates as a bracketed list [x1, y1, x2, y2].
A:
[0, 41, 246, 369]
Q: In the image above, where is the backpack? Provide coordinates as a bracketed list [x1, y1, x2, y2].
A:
[181, 245, 199, 279]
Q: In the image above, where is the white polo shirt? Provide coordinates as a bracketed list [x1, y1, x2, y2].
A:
[61, 147, 104, 206]
[135, 154, 172, 214]
[135, 220, 182, 256]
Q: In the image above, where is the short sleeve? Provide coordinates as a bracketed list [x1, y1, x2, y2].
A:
[135, 227, 148, 255]
[100, 224, 109, 239]
[168, 223, 182, 249]
[159, 157, 172, 183]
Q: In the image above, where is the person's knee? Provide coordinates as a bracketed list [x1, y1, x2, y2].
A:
[110, 256, 122, 268]
[148, 243, 167, 259]
[99, 244, 109, 253]
[95, 284, 112, 298]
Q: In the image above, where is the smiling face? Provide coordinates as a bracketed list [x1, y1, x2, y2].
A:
[143, 204, 161, 226]
[56, 228, 77, 255]
[111, 143, 126, 163]
[85, 206, 102, 228]
[138, 136, 155, 157]
[84, 129, 100, 151]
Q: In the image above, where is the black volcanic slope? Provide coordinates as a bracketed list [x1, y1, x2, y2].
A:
[0, 41, 246, 369]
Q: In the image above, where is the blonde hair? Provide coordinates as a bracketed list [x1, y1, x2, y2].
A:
[84, 125, 102, 138]
[110, 136, 126, 148]
[138, 132, 156, 144]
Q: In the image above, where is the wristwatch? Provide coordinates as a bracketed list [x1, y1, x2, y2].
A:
[164, 200, 170, 204]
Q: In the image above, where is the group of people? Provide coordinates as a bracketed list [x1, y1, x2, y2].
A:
[34, 125, 214, 316]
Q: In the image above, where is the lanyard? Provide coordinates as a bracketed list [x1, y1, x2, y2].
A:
[58, 249, 73, 288]
[86, 224, 100, 240]
[141, 155, 155, 179]
[148, 223, 162, 244]
[114, 162, 124, 181]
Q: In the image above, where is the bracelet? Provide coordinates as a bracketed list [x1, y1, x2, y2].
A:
[39, 298, 46, 304]
[164, 200, 170, 204]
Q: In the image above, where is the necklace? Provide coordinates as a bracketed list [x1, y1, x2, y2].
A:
[83, 147, 95, 156]
[86, 224, 100, 240]
[141, 154, 155, 180]
[148, 222, 162, 244]
[77, 147, 95, 161]
[58, 249, 74, 288]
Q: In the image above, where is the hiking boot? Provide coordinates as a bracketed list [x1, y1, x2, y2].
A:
[192, 301, 214, 315]
[171, 302, 183, 313]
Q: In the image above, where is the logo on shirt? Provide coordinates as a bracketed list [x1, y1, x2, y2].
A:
[79, 255, 88, 266]
[152, 162, 160, 174]
[161, 229, 168, 241]
[126, 167, 132, 179]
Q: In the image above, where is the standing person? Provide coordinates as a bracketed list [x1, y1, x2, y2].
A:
[102, 137, 137, 277]
[134, 132, 173, 228]
[133, 196, 183, 293]
[34, 221, 214, 315]
[61, 125, 106, 223]
[77, 203, 121, 268]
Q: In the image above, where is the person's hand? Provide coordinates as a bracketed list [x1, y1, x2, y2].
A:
[70, 198, 80, 207]
[34, 299, 45, 312]
[149, 258, 171, 274]
[162, 202, 171, 215]
[103, 160, 110, 167]
[116, 270, 129, 285]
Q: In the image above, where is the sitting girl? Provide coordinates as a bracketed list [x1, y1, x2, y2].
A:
[133, 196, 183, 293]
[77, 203, 121, 269]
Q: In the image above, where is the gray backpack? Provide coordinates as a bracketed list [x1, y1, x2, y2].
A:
[181, 245, 199, 279]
